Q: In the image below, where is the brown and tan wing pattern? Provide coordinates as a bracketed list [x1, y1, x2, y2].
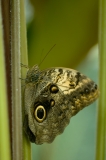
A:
[24, 65, 99, 144]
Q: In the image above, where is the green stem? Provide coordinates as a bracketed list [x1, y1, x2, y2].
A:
[10, 0, 31, 159]
[10, 0, 22, 159]
[20, 0, 31, 159]
[0, 3, 11, 160]
[96, 0, 106, 159]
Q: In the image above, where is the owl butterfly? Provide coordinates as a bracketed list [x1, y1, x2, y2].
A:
[23, 65, 99, 145]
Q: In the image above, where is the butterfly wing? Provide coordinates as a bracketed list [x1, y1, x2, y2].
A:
[24, 66, 99, 144]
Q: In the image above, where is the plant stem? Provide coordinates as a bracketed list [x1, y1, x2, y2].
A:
[0, 3, 11, 160]
[20, 0, 31, 159]
[96, 0, 106, 159]
[10, 0, 22, 159]
[10, 0, 31, 159]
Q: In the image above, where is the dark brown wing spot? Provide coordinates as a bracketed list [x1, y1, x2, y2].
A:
[50, 84, 59, 93]
[58, 69, 63, 74]
[84, 88, 90, 94]
[34, 105, 46, 123]
[75, 72, 81, 85]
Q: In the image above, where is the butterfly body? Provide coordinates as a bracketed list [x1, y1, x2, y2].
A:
[24, 65, 99, 144]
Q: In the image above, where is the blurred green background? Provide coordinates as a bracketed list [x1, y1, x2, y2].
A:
[26, 0, 98, 159]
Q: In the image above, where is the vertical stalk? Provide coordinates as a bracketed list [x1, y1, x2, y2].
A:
[20, 0, 31, 159]
[96, 0, 106, 159]
[10, 0, 31, 159]
[10, 0, 22, 159]
[0, 2, 11, 160]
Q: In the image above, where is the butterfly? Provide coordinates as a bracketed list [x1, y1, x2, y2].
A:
[23, 65, 99, 145]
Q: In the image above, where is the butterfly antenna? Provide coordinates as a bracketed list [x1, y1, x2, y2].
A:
[39, 44, 56, 66]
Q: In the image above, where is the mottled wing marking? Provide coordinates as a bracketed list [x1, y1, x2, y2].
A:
[24, 65, 99, 145]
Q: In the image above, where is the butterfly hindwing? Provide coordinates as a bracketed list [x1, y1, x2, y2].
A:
[24, 65, 99, 144]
